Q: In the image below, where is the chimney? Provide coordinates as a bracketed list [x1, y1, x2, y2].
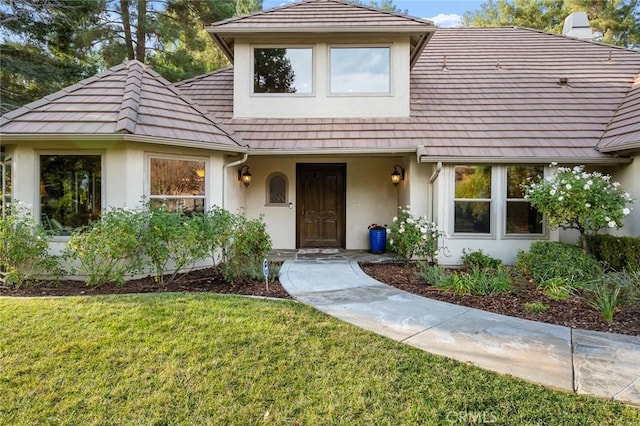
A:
[562, 12, 592, 41]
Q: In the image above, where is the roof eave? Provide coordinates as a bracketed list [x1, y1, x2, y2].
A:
[0, 134, 248, 153]
[248, 147, 416, 155]
[417, 155, 633, 165]
[597, 141, 640, 154]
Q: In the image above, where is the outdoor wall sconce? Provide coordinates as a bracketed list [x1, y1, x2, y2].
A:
[391, 165, 405, 187]
[238, 165, 252, 188]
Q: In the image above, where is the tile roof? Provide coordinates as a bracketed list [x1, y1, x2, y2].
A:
[207, 0, 434, 67]
[176, 27, 640, 163]
[1, 60, 244, 151]
[598, 74, 640, 152]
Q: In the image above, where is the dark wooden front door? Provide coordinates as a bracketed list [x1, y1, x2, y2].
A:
[296, 164, 346, 248]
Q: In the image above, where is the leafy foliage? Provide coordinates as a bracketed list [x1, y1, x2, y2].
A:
[221, 213, 272, 283]
[522, 165, 633, 248]
[586, 234, 640, 273]
[416, 262, 448, 286]
[388, 207, 444, 262]
[65, 208, 146, 286]
[460, 249, 502, 271]
[525, 301, 550, 313]
[516, 241, 604, 288]
[435, 265, 512, 295]
[463, 0, 640, 48]
[0, 204, 62, 287]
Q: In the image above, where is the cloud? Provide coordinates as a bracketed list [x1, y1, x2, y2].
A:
[428, 13, 463, 28]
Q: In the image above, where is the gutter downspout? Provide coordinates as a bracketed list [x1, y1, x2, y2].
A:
[222, 152, 248, 209]
[428, 161, 443, 223]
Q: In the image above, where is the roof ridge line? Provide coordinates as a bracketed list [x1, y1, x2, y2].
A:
[116, 60, 144, 134]
[173, 66, 233, 87]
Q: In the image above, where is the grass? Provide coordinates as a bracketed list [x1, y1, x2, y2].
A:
[2, 294, 639, 424]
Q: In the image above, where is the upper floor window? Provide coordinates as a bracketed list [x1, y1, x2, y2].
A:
[330, 47, 390, 94]
[149, 157, 205, 213]
[506, 166, 543, 234]
[253, 47, 313, 94]
[40, 154, 102, 235]
[454, 165, 492, 234]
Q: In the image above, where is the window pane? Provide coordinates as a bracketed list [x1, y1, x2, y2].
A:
[454, 201, 491, 233]
[507, 201, 543, 234]
[149, 198, 205, 214]
[40, 155, 101, 235]
[254, 48, 312, 94]
[269, 175, 286, 204]
[150, 158, 205, 196]
[507, 166, 543, 198]
[1, 154, 11, 215]
[455, 166, 491, 199]
[330, 47, 390, 93]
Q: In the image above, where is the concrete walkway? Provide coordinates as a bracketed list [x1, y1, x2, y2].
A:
[279, 258, 640, 406]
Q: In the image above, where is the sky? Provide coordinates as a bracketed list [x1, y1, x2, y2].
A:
[261, 0, 486, 27]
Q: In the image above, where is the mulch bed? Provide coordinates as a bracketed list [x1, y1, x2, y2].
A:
[361, 263, 640, 337]
[3, 263, 638, 336]
[0, 267, 291, 299]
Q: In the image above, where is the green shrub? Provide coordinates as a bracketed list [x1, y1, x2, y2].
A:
[142, 207, 208, 284]
[416, 262, 448, 286]
[586, 234, 640, 272]
[584, 274, 625, 321]
[436, 265, 511, 295]
[516, 241, 603, 288]
[0, 205, 62, 287]
[66, 208, 146, 286]
[198, 206, 237, 266]
[221, 214, 273, 284]
[525, 301, 549, 313]
[460, 249, 502, 270]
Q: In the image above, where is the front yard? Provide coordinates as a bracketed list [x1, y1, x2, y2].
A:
[1, 293, 638, 424]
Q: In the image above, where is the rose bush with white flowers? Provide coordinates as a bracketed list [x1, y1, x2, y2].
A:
[388, 206, 445, 262]
[522, 164, 633, 249]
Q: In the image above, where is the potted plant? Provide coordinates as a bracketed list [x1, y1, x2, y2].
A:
[368, 223, 387, 254]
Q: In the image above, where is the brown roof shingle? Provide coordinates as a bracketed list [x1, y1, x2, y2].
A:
[598, 74, 640, 152]
[176, 27, 640, 162]
[1, 60, 244, 151]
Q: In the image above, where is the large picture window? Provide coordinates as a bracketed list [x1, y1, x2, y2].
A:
[253, 47, 312, 94]
[330, 47, 390, 94]
[149, 157, 205, 213]
[454, 165, 492, 234]
[506, 166, 543, 234]
[40, 154, 101, 235]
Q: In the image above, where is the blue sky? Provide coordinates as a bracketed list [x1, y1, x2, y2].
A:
[261, 1, 486, 27]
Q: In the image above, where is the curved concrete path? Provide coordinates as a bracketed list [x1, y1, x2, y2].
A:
[279, 258, 640, 406]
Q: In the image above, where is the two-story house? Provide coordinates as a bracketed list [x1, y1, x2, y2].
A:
[2, 0, 639, 267]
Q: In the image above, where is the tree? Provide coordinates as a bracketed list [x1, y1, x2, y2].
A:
[462, 0, 640, 48]
[253, 48, 296, 93]
[522, 164, 634, 249]
[0, 0, 106, 113]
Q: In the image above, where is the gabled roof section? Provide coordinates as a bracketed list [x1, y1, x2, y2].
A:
[598, 73, 640, 153]
[207, 0, 434, 68]
[176, 27, 640, 164]
[1, 60, 245, 152]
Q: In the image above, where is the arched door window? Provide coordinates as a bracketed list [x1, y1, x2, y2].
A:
[266, 172, 288, 206]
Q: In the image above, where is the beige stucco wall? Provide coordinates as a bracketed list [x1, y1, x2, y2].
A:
[608, 155, 640, 237]
[232, 35, 411, 119]
[239, 155, 411, 249]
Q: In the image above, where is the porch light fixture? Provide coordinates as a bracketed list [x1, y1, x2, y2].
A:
[391, 165, 405, 187]
[238, 165, 252, 188]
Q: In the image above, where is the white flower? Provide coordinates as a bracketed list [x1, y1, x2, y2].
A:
[398, 228, 404, 234]
[585, 203, 591, 208]
[434, 251, 439, 257]
[586, 180, 593, 186]
[608, 220, 617, 228]
[550, 162, 558, 166]
[406, 217, 415, 225]
[550, 189, 557, 196]
[604, 216, 610, 221]
[612, 182, 620, 188]
[392, 216, 397, 223]
[558, 196, 564, 201]
[565, 184, 572, 190]
[623, 208, 631, 215]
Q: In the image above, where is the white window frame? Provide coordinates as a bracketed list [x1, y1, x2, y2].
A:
[501, 166, 547, 240]
[145, 153, 208, 212]
[448, 164, 548, 240]
[251, 45, 315, 97]
[37, 150, 105, 241]
[327, 44, 393, 96]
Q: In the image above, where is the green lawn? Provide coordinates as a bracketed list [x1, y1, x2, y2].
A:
[1, 294, 638, 425]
